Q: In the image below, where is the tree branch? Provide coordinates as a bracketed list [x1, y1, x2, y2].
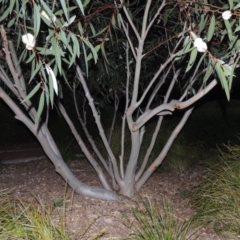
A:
[133, 79, 217, 131]
[76, 64, 123, 187]
[57, 102, 113, 191]
[73, 84, 110, 174]
[119, 0, 140, 41]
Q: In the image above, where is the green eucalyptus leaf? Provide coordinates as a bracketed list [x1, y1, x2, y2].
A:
[199, 14, 208, 34]
[185, 48, 198, 73]
[7, 18, 16, 28]
[75, 0, 84, 15]
[81, 42, 88, 76]
[44, 82, 49, 108]
[100, 44, 109, 64]
[203, 62, 215, 83]
[36, 91, 45, 125]
[234, 25, 240, 33]
[25, 52, 36, 63]
[0, 6, 10, 21]
[228, 0, 233, 9]
[71, 33, 80, 57]
[36, 47, 56, 55]
[33, 4, 41, 37]
[21, 83, 41, 103]
[216, 63, 230, 100]
[224, 19, 233, 41]
[83, 0, 90, 7]
[39, 0, 52, 16]
[86, 44, 100, 63]
[190, 52, 206, 80]
[55, 7, 77, 16]
[207, 15, 215, 42]
[48, 68, 54, 108]
[29, 63, 43, 83]
[234, 2, 240, 9]
[59, 0, 69, 21]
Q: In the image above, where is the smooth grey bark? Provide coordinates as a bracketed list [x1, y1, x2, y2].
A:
[76, 65, 124, 189]
[0, 88, 119, 200]
[57, 102, 113, 191]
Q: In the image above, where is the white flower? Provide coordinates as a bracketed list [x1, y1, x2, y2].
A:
[22, 33, 36, 50]
[46, 64, 58, 95]
[194, 38, 208, 52]
[222, 10, 232, 20]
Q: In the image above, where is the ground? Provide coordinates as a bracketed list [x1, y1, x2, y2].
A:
[0, 143, 221, 240]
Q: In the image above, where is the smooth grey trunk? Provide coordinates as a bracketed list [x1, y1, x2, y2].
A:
[119, 130, 140, 196]
[0, 88, 119, 200]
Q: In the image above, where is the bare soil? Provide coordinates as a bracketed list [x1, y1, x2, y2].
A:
[0, 143, 221, 240]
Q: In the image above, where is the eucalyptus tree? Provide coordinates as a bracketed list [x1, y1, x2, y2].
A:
[0, 0, 239, 200]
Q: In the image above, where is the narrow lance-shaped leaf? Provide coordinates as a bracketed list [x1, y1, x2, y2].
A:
[43, 82, 50, 108]
[185, 48, 198, 73]
[31, 58, 36, 76]
[59, 0, 69, 21]
[75, 0, 85, 15]
[229, 56, 240, 91]
[7, 18, 16, 28]
[224, 19, 233, 41]
[203, 61, 215, 82]
[33, 4, 41, 37]
[189, 52, 206, 81]
[0, 4, 11, 21]
[235, 25, 240, 33]
[82, 42, 88, 76]
[234, 2, 240, 9]
[25, 52, 36, 63]
[59, 31, 73, 55]
[29, 63, 42, 83]
[228, 0, 233, 9]
[86, 43, 100, 63]
[91, 27, 108, 38]
[207, 15, 215, 42]
[21, 82, 41, 103]
[48, 68, 54, 108]
[89, 23, 96, 36]
[216, 63, 230, 100]
[40, 0, 53, 17]
[36, 47, 56, 55]
[35, 91, 45, 125]
[100, 44, 109, 64]
[69, 33, 79, 67]
[83, 0, 90, 8]
[199, 14, 208, 34]
[52, 40, 62, 74]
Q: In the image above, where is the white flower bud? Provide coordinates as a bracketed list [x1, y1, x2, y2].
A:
[194, 38, 208, 53]
[22, 33, 36, 50]
[222, 10, 232, 20]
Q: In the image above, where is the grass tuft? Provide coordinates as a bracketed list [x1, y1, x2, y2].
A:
[190, 144, 240, 239]
[131, 198, 190, 240]
[0, 189, 69, 240]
